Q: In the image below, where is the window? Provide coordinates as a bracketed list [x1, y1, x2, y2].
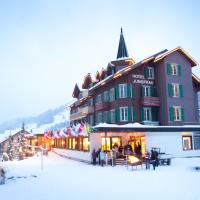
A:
[110, 109, 116, 123]
[147, 67, 154, 79]
[83, 137, 89, 151]
[101, 137, 111, 151]
[172, 83, 179, 97]
[88, 115, 94, 126]
[119, 84, 127, 98]
[109, 88, 115, 102]
[194, 132, 200, 150]
[171, 63, 178, 75]
[96, 112, 102, 124]
[103, 111, 109, 123]
[167, 63, 181, 76]
[144, 86, 151, 96]
[103, 91, 109, 102]
[95, 94, 102, 104]
[174, 106, 181, 121]
[182, 136, 193, 150]
[144, 107, 152, 121]
[120, 107, 128, 122]
[87, 98, 93, 106]
[168, 83, 183, 98]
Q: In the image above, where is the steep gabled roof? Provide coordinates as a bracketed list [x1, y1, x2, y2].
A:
[72, 83, 80, 98]
[154, 47, 198, 67]
[82, 73, 93, 89]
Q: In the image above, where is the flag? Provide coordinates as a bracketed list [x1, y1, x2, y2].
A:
[85, 123, 93, 135]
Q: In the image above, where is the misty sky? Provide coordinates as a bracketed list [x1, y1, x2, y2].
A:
[0, 0, 200, 123]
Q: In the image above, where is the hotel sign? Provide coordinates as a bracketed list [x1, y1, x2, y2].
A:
[132, 74, 154, 85]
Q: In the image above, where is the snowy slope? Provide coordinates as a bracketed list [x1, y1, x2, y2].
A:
[0, 105, 69, 139]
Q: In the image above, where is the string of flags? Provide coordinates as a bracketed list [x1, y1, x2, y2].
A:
[44, 123, 93, 139]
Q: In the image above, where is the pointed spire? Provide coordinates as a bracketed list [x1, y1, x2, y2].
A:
[117, 27, 129, 59]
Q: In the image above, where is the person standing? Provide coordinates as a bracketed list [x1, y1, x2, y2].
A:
[92, 149, 96, 165]
[110, 149, 114, 166]
[96, 148, 101, 166]
[100, 149, 105, 167]
[150, 149, 156, 170]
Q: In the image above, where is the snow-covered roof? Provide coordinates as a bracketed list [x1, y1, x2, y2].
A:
[93, 123, 200, 132]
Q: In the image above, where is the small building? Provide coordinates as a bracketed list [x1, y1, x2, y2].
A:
[0, 130, 31, 155]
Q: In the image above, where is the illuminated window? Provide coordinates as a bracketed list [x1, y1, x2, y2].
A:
[72, 138, 76, 149]
[101, 137, 111, 151]
[111, 137, 121, 148]
[83, 137, 89, 151]
[182, 136, 192, 150]
[68, 138, 72, 149]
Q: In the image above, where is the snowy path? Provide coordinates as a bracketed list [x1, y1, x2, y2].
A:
[0, 152, 200, 200]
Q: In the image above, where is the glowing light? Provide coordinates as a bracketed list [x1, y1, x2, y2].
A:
[128, 156, 140, 164]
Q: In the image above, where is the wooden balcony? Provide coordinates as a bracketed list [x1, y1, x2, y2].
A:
[141, 96, 160, 107]
[70, 106, 94, 121]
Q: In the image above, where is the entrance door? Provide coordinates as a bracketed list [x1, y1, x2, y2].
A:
[128, 136, 145, 155]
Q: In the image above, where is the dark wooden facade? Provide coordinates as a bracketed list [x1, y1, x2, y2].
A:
[70, 31, 200, 127]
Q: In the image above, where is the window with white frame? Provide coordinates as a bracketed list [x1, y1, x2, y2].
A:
[109, 88, 115, 102]
[144, 86, 151, 96]
[110, 109, 115, 123]
[174, 106, 181, 121]
[120, 107, 128, 122]
[182, 136, 193, 150]
[147, 67, 155, 79]
[144, 107, 152, 121]
[171, 63, 178, 75]
[172, 83, 179, 97]
[119, 84, 127, 98]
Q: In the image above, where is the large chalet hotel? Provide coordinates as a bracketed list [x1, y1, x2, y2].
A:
[67, 29, 200, 159]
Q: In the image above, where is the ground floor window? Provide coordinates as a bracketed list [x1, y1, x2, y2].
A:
[101, 136, 122, 151]
[194, 132, 200, 150]
[182, 136, 193, 150]
[129, 136, 145, 155]
[101, 137, 111, 151]
[83, 137, 89, 151]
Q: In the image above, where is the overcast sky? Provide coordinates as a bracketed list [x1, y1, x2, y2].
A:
[0, 0, 200, 123]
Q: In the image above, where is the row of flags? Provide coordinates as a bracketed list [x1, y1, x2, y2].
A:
[44, 123, 92, 139]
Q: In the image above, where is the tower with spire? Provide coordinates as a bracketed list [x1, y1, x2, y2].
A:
[117, 27, 129, 59]
[107, 28, 134, 73]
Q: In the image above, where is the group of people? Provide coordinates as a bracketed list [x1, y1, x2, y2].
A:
[92, 143, 119, 167]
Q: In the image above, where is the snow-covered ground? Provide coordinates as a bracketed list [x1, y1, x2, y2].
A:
[0, 153, 200, 200]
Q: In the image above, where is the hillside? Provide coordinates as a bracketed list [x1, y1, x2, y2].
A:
[0, 105, 69, 134]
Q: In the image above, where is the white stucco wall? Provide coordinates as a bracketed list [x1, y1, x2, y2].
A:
[53, 148, 91, 163]
[145, 132, 200, 157]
